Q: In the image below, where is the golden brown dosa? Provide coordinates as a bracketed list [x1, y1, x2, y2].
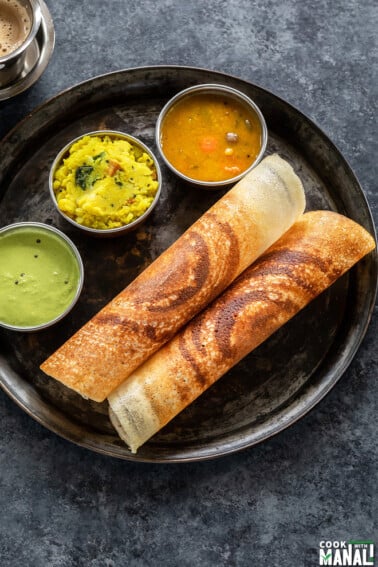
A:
[41, 155, 305, 401]
[108, 210, 375, 452]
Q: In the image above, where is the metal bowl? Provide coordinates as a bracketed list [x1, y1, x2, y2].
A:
[49, 130, 162, 237]
[0, 0, 42, 88]
[0, 222, 84, 332]
[155, 83, 268, 188]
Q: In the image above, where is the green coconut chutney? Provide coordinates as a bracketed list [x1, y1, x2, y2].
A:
[0, 225, 81, 328]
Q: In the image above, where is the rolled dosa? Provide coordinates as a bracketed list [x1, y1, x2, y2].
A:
[41, 154, 306, 402]
[108, 210, 375, 452]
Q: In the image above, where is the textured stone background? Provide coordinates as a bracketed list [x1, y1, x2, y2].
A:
[0, 1, 377, 565]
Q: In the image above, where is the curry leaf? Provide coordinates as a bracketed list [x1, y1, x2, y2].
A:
[75, 165, 94, 189]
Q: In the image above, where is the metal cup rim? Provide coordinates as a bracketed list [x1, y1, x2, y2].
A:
[0, 0, 42, 63]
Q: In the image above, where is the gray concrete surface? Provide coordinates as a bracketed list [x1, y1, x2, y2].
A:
[0, 1, 377, 565]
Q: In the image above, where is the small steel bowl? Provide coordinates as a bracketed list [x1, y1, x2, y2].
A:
[0, 0, 42, 88]
[0, 222, 84, 332]
[155, 83, 268, 188]
[49, 130, 162, 237]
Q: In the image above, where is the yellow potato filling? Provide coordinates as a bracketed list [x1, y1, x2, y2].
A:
[53, 135, 159, 230]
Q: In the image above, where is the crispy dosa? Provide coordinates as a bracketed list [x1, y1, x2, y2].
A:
[41, 154, 305, 401]
[108, 211, 375, 452]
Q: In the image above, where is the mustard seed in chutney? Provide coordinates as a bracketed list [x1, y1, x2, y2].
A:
[0, 223, 83, 330]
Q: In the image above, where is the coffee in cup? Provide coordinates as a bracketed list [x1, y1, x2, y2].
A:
[0, 0, 41, 88]
[0, 0, 32, 57]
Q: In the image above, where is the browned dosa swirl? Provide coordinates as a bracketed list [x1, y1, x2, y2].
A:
[108, 211, 376, 452]
[40, 155, 305, 401]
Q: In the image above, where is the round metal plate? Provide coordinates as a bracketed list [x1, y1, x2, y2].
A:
[0, 66, 376, 462]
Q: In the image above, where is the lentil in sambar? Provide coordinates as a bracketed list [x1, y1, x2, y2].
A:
[53, 135, 159, 230]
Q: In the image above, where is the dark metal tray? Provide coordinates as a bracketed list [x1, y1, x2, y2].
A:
[0, 66, 376, 463]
